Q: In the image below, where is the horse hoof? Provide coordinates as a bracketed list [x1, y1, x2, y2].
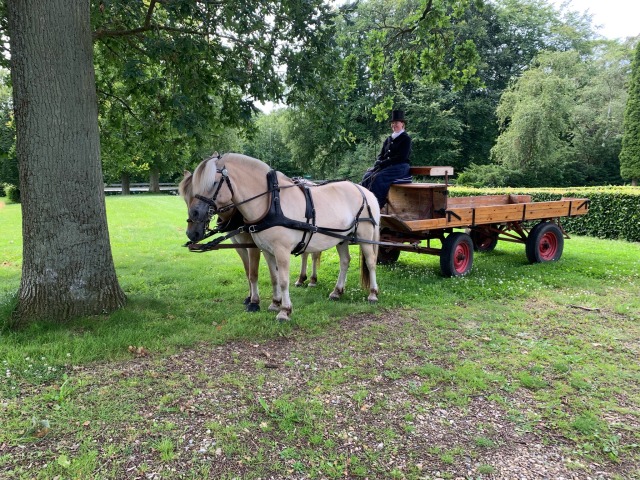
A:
[329, 294, 340, 301]
[243, 296, 251, 305]
[294, 282, 304, 287]
[368, 297, 378, 304]
[276, 312, 290, 322]
[268, 303, 280, 312]
[245, 302, 260, 312]
[308, 282, 317, 287]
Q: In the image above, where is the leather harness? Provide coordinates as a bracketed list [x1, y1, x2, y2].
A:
[190, 169, 377, 254]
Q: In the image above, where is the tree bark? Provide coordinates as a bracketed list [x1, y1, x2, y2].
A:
[121, 172, 131, 195]
[149, 166, 160, 193]
[8, 0, 126, 323]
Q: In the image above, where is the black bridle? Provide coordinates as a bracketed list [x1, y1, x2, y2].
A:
[194, 167, 234, 215]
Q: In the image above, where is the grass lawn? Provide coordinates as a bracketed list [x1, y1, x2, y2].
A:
[0, 194, 639, 478]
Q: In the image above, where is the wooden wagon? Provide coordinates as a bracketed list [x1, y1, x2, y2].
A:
[377, 166, 590, 276]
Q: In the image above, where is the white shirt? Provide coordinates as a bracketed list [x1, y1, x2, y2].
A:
[391, 129, 405, 139]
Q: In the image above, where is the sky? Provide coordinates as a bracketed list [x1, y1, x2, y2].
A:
[550, 0, 640, 40]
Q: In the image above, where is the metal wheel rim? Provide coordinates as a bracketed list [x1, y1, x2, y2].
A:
[453, 242, 471, 273]
[538, 231, 558, 260]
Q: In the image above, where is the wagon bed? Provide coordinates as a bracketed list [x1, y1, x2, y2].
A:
[377, 166, 590, 276]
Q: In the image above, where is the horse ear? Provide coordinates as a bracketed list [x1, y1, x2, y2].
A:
[183, 170, 192, 178]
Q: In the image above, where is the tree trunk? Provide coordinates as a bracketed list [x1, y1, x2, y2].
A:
[8, 0, 126, 323]
[632, 178, 638, 187]
[121, 172, 131, 195]
[149, 166, 160, 193]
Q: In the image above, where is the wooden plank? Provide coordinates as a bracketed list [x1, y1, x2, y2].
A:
[386, 184, 447, 220]
[436, 208, 472, 226]
[381, 197, 590, 233]
[390, 183, 445, 189]
[447, 195, 510, 208]
[471, 204, 526, 224]
[380, 215, 414, 232]
[509, 194, 532, 203]
[409, 166, 454, 176]
[446, 194, 533, 208]
[399, 218, 450, 231]
[524, 199, 589, 220]
[523, 201, 571, 220]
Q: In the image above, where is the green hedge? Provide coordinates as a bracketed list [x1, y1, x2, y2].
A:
[449, 186, 640, 243]
[2, 183, 20, 203]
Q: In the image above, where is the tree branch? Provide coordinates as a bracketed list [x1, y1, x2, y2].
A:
[383, 0, 435, 49]
[96, 88, 142, 122]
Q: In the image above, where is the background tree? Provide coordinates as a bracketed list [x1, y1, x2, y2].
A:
[7, 0, 126, 322]
[3, 0, 338, 323]
[620, 40, 640, 186]
[91, 0, 337, 182]
[451, 0, 597, 170]
[249, 0, 604, 181]
[0, 68, 17, 198]
[242, 110, 300, 175]
[458, 43, 631, 187]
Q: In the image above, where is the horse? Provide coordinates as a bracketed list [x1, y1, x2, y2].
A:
[180, 152, 380, 321]
[179, 173, 322, 313]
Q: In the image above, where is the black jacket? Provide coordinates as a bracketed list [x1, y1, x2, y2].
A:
[374, 131, 412, 170]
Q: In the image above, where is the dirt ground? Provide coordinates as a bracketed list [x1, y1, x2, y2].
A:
[3, 311, 638, 479]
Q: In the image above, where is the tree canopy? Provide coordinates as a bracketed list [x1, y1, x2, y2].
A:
[620, 40, 640, 185]
[458, 43, 631, 187]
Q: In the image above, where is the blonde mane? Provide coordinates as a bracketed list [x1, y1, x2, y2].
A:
[178, 172, 193, 201]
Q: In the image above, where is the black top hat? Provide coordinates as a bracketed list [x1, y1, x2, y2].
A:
[390, 110, 406, 122]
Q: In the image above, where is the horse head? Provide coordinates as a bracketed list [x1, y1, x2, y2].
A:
[179, 153, 235, 242]
[178, 170, 206, 242]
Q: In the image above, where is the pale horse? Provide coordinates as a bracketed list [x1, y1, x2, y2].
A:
[179, 174, 322, 312]
[180, 153, 381, 321]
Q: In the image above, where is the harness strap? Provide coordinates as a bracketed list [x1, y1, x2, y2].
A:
[243, 170, 377, 254]
[291, 182, 316, 255]
[185, 225, 246, 251]
[190, 169, 378, 254]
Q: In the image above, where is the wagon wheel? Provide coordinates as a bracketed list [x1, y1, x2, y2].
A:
[440, 232, 474, 277]
[466, 227, 499, 252]
[377, 247, 401, 265]
[526, 222, 564, 263]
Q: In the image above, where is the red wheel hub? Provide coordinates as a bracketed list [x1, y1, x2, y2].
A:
[538, 232, 558, 261]
[454, 242, 471, 273]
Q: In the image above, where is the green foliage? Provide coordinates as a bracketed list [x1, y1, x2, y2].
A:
[456, 163, 526, 187]
[451, 186, 640, 242]
[0, 68, 17, 194]
[620, 40, 640, 182]
[3, 182, 19, 202]
[242, 0, 609, 181]
[241, 110, 302, 176]
[90, 0, 338, 182]
[471, 43, 632, 187]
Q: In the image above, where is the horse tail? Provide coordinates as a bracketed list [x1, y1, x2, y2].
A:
[360, 228, 379, 291]
[360, 249, 369, 291]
